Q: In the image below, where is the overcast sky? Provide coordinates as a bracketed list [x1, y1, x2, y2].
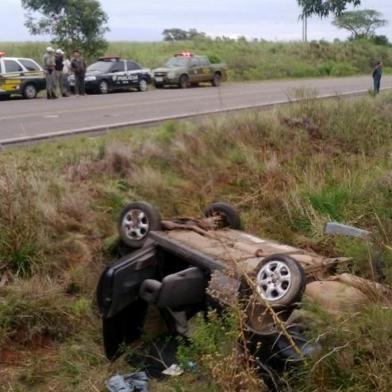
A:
[1, 0, 391, 42]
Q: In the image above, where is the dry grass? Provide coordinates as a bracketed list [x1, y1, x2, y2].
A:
[0, 92, 392, 390]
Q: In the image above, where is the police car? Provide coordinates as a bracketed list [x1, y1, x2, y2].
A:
[0, 52, 45, 99]
[153, 52, 227, 88]
[69, 57, 152, 94]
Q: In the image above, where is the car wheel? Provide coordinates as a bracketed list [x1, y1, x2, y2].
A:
[204, 202, 241, 229]
[256, 255, 306, 307]
[212, 73, 221, 87]
[118, 201, 162, 248]
[179, 74, 189, 89]
[23, 84, 37, 99]
[99, 80, 109, 94]
[138, 79, 148, 92]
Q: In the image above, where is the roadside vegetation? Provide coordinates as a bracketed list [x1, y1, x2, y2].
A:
[2, 38, 392, 81]
[1, 92, 392, 391]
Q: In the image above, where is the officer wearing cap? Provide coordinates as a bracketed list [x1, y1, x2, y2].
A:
[55, 49, 65, 97]
[43, 47, 57, 99]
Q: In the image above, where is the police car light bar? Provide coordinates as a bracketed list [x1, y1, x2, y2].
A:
[175, 52, 194, 57]
[98, 56, 120, 62]
[0, 51, 5, 57]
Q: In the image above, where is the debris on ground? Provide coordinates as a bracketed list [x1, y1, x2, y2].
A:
[106, 372, 149, 392]
[161, 364, 184, 377]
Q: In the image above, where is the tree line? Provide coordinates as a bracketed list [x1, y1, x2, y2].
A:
[21, 1, 389, 59]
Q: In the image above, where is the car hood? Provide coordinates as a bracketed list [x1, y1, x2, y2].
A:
[85, 70, 102, 77]
[153, 67, 184, 73]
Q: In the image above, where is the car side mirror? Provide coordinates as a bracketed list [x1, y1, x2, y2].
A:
[324, 222, 371, 239]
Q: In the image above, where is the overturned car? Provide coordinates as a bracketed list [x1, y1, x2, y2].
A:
[97, 201, 390, 375]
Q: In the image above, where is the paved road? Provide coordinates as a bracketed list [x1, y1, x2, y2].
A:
[0, 76, 390, 144]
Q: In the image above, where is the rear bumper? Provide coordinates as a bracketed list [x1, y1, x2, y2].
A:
[153, 76, 179, 86]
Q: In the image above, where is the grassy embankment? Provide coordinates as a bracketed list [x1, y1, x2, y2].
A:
[1, 92, 392, 391]
[2, 39, 392, 80]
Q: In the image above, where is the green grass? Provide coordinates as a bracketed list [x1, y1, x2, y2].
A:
[1, 92, 392, 390]
[1, 38, 392, 81]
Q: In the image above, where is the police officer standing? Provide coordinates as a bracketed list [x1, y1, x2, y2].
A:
[55, 49, 65, 97]
[71, 50, 87, 96]
[43, 47, 57, 99]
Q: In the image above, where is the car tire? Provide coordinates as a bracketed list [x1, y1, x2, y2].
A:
[138, 78, 148, 92]
[118, 201, 162, 248]
[179, 74, 189, 89]
[212, 72, 221, 87]
[255, 255, 306, 307]
[99, 80, 109, 94]
[204, 202, 241, 229]
[23, 83, 37, 99]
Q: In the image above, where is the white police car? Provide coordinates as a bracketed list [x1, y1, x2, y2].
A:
[0, 52, 45, 99]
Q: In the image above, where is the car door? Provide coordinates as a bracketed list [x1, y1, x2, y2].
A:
[126, 61, 141, 87]
[109, 60, 127, 90]
[97, 245, 158, 359]
[2, 59, 24, 93]
[189, 57, 202, 83]
[3, 59, 24, 76]
[18, 58, 45, 90]
[199, 57, 213, 82]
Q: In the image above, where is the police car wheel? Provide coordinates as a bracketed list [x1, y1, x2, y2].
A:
[212, 73, 221, 87]
[99, 80, 109, 94]
[179, 75, 189, 89]
[23, 84, 37, 99]
[138, 79, 148, 92]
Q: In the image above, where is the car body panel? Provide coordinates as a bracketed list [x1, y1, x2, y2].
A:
[156, 227, 342, 281]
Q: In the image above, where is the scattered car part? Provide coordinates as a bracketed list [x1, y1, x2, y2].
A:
[324, 221, 371, 239]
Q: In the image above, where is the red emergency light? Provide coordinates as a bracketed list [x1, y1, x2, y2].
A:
[98, 56, 121, 62]
[175, 52, 194, 58]
[0, 51, 5, 57]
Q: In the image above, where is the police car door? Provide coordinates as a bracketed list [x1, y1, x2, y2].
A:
[110, 60, 127, 89]
[126, 61, 141, 88]
[2, 59, 24, 94]
[190, 57, 204, 83]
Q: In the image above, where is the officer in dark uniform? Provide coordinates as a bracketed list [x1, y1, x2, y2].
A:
[71, 50, 87, 96]
[372, 61, 383, 94]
